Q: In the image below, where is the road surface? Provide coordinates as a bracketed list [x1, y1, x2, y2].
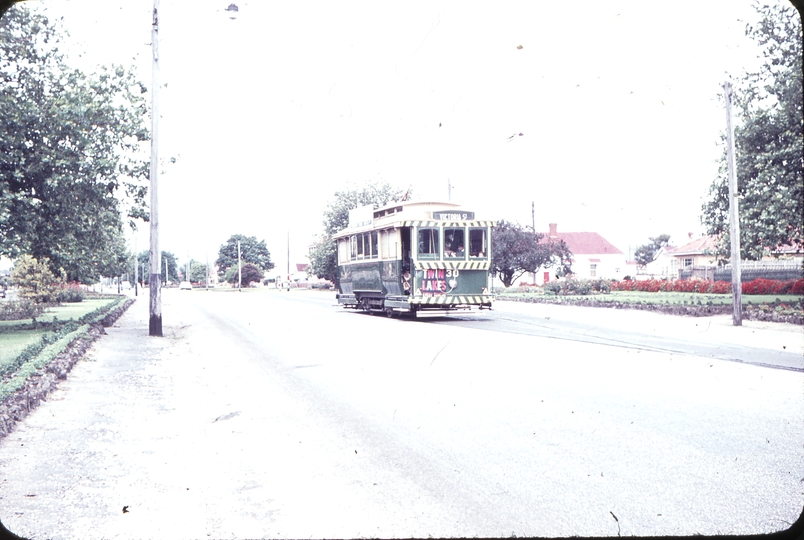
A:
[0, 289, 801, 539]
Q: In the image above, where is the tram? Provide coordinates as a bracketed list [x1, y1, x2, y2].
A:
[334, 201, 494, 317]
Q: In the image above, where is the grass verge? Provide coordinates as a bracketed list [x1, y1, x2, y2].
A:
[495, 290, 803, 324]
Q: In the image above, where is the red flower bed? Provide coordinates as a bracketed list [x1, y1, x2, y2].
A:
[611, 278, 804, 295]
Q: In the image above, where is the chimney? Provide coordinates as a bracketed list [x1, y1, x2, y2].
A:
[549, 223, 557, 238]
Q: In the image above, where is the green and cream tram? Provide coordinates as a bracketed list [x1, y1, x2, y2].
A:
[334, 201, 494, 317]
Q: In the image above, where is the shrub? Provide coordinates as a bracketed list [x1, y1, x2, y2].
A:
[611, 278, 802, 295]
[0, 299, 45, 321]
[543, 281, 561, 295]
[56, 282, 85, 303]
[11, 255, 62, 304]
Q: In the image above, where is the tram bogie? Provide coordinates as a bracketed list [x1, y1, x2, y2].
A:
[333, 201, 494, 317]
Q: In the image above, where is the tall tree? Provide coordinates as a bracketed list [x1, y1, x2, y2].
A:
[0, 5, 149, 282]
[224, 262, 264, 287]
[701, 2, 803, 260]
[309, 181, 408, 283]
[216, 235, 274, 279]
[491, 220, 573, 288]
[634, 234, 671, 267]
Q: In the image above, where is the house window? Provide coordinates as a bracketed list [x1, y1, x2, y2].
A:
[590, 264, 597, 277]
[683, 258, 693, 267]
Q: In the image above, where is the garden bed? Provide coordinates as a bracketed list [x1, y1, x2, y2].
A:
[0, 298, 134, 439]
[496, 294, 804, 325]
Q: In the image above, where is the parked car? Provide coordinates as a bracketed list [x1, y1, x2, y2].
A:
[179, 281, 193, 290]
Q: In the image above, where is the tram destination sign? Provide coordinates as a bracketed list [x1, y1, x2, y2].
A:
[433, 210, 474, 220]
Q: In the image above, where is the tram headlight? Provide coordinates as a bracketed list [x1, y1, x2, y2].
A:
[449, 279, 458, 289]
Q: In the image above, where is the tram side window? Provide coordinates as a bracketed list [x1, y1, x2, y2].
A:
[339, 239, 349, 263]
[350, 235, 357, 260]
[371, 231, 379, 259]
[444, 228, 465, 258]
[357, 234, 366, 258]
[417, 228, 439, 259]
[469, 229, 487, 258]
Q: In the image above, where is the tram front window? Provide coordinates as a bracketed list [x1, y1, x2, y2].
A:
[417, 228, 439, 259]
[469, 228, 487, 258]
[444, 228, 465, 258]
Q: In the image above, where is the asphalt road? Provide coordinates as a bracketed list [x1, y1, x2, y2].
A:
[431, 298, 804, 372]
[0, 289, 802, 539]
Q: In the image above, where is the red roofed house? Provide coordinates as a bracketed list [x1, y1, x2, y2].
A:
[538, 223, 628, 284]
[643, 234, 719, 279]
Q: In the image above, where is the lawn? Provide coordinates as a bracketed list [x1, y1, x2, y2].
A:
[0, 329, 51, 367]
[38, 298, 118, 322]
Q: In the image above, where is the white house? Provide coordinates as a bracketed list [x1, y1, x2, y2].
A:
[537, 223, 628, 284]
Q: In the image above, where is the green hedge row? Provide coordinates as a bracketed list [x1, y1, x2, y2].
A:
[0, 324, 90, 400]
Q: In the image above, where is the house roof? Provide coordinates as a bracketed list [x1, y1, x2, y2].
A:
[544, 230, 624, 255]
[666, 235, 719, 256]
[296, 263, 308, 272]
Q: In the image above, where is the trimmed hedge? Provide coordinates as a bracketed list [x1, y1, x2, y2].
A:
[0, 324, 90, 400]
[611, 278, 804, 295]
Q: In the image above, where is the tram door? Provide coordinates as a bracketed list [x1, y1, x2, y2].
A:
[400, 226, 412, 271]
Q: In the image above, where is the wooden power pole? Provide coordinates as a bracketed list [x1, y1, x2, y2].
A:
[149, 0, 163, 336]
[724, 81, 742, 326]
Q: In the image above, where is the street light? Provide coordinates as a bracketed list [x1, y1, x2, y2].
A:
[149, 1, 239, 335]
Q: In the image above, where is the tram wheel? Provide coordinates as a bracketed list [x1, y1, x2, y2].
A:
[385, 308, 394, 318]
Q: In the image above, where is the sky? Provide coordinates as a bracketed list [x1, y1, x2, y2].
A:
[11, 0, 782, 275]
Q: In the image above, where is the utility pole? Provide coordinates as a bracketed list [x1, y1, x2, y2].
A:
[724, 80, 742, 326]
[532, 201, 536, 284]
[237, 240, 242, 291]
[134, 236, 138, 297]
[148, 0, 162, 336]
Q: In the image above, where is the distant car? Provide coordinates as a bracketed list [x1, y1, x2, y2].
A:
[179, 281, 193, 290]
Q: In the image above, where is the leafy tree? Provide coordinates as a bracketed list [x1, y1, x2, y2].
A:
[216, 235, 274, 279]
[307, 237, 338, 283]
[491, 220, 573, 288]
[131, 250, 178, 285]
[322, 182, 408, 237]
[0, 6, 149, 282]
[188, 260, 209, 283]
[11, 254, 62, 304]
[224, 262, 264, 287]
[309, 181, 408, 283]
[634, 234, 671, 267]
[701, 2, 803, 260]
[161, 251, 179, 284]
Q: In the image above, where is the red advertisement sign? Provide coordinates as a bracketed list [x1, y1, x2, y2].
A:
[421, 268, 446, 295]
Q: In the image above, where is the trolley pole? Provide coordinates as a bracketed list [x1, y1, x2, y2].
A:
[724, 81, 742, 326]
[148, 0, 163, 336]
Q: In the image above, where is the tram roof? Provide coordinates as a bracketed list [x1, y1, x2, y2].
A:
[333, 200, 495, 239]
